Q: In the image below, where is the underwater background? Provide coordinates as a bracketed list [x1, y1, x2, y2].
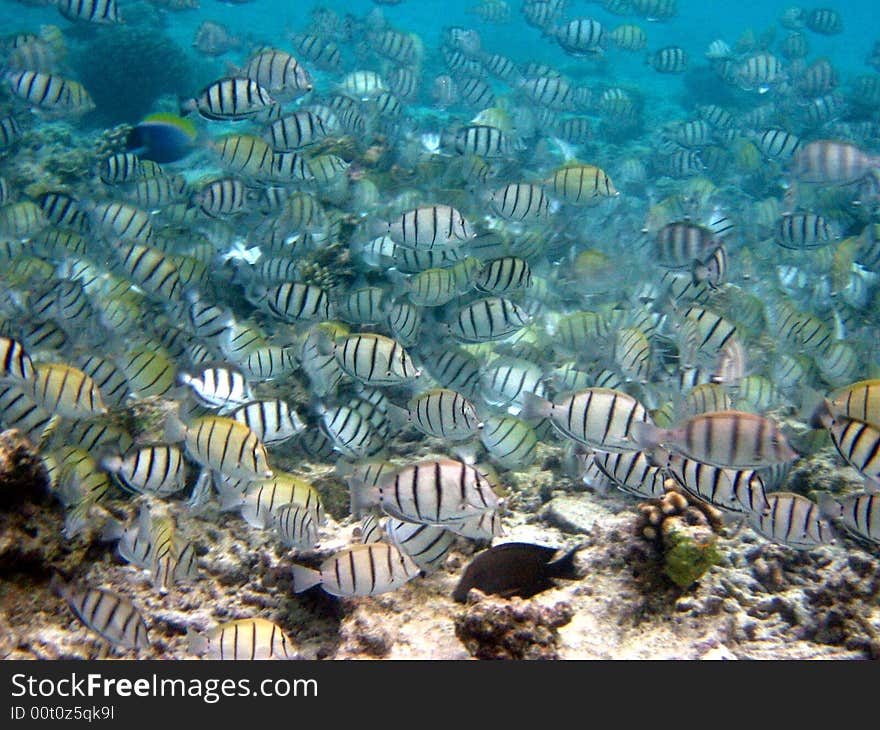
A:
[0, 0, 879, 660]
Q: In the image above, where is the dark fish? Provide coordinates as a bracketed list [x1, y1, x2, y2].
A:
[126, 113, 197, 164]
[452, 542, 582, 602]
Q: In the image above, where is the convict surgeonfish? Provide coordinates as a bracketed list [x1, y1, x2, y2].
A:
[188, 618, 295, 660]
[291, 543, 421, 597]
[634, 411, 798, 469]
[52, 577, 150, 651]
[352, 458, 502, 526]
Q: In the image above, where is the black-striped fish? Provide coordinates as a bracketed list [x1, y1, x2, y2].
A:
[292, 543, 421, 597]
[52, 0, 122, 23]
[648, 46, 688, 73]
[593, 449, 667, 499]
[522, 388, 650, 452]
[400, 388, 483, 440]
[265, 111, 328, 150]
[748, 493, 836, 549]
[188, 618, 294, 660]
[230, 399, 304, 445]
[819, 492, 880, 544]
[446, 297, 530, 342]
[53, 578, 150, 650]
[0, 336, 35, 384]
[242, 49, 312, 100]
[5, 71, 95, 115]
[273, 503, 318, 550]
[633, 411, 798, 469]
[665, 452, 770, 514]
[385, 519, 455, 573]
[385, 205, 474, 250]
[101, 445, 186, 497]
[178, 363, 252, 411]
[479, 414, 538, 469]
[182, 77, 274, 121]
[171, 415, 273, 481]
[326, 333, 421, 386]
[354, 459, 501, 526]
[320, 404, 385, 459]
[29, 363, 107, 420]
[474, 257, 533, 294]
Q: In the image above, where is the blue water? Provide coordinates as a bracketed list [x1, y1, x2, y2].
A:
[1, 0, 876, 97]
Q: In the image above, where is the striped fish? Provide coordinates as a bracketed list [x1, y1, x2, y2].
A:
[452, 124, 512, 158]
[53, 0, 122, 23]
[176, 416, 273, 481]
[748, 493, 835, 549]
[386, 301, 422, 347]
[490, 183, 551, 222]
[183, 77, 274, 121]
[481, 357, 545, 408]
[775, 212, 838, 250]
[265, 111, 328, 150]
[260, 282, 331, 323]
[0, 336, 35, 384]
[118, 348, 176, 398]
[193, 178, 246, 217]
[402, 388, 482, 441]
[320, 404, 385, 459]
[243, 49, 312, 99]
[522, 388, 650, 453]
[655, 221, 718, 267]
[90, 202, 154, 245]
[826, 417, 880, 483]
[188, 618, 294, 660]
[230, 399, 304, 445]
[614, 327, 650, 382]
[273, 503, 318, 550]
[178, 364, 253, 411]
[0, 382, 54, 445]
[385, 520, 455, 573]
[237, 345, 297, 382]
[420, 345, 482, 399]
[479, 414, 538, 469]
[648, 46, 688, 73]
[474, 257, 533, 294]
[634, 411, 798, 469]
[213, 134, 274, 177]
[826, 380, 880, 428]
[386, 205, 474, 250]
[329, 333, 420, 386]
[447, 297, 530, 342]
[292, 543, 421, 597]
[101, 445, 186, 497]
[665, 453, 770, 514]
[819, 493, 880, 544]
[592, 449, 666, 499]
[54, 580, 150, 650]
[547, 164, 617, 203]
[5, 71, 95, 115]
[234, 472, 323, 529]
[29, 363, 106, 420]
[98, 152, 141, 184]
[357, 459, 501, 526]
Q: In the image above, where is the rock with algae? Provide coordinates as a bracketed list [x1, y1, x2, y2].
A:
[635, 483, 724, 590]
[0, 428, 50, 509]
[454, 592, 574, 660]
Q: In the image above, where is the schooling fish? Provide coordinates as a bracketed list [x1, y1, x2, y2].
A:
[452, 542, 583, 602]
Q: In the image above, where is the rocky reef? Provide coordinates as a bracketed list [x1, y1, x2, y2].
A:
[2, 427, 879, 661]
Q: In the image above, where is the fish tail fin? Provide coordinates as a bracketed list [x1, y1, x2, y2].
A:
[186, 626, 208, 656]
[630, 421, 665, 451]
[520, 391, 553, 421]
[817, 492, 842, 520]
[546, 543, 585, 580]
[291, 564, 322, 593]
